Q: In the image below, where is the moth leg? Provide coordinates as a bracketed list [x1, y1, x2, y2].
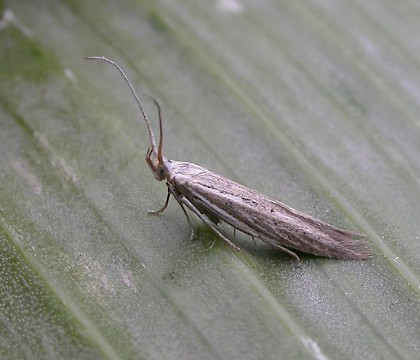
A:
[259, 237, 301, 262]
[191, 192, 260, 239]
[178, 201, 195, 240]
[251, 236, 257, 246]
[180, 196, 241, 251]
[166, 186, 195, 239]
[148, 189, 171, 215]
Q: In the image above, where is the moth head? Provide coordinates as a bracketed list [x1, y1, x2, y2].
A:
[146, 148, 168, 181]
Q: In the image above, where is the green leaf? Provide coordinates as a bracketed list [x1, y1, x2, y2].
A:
[1, 1, 419, 359]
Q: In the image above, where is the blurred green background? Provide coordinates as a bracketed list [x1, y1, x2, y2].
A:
[1, 1, 420, 359]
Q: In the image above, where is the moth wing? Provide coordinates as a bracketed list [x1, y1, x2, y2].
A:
[170, 161, 371, 259]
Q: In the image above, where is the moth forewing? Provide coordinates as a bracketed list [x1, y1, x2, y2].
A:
[168, 161, 371, 260]
[86, 56, 372, 261]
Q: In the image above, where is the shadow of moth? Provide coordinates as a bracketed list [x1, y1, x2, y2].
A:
[86, 56, 371, 261]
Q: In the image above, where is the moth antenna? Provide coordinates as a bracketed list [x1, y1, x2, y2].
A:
[143, 94, 164, 164]
[85, 56, 158, 158]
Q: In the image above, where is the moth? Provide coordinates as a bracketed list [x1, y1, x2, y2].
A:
[86, 56, 371, 261]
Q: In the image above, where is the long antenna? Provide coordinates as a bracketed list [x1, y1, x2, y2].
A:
[143, 94, 164, 163]
[85, 56, 158, 158]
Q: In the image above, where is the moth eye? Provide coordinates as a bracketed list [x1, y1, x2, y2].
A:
[157, 167, 166, 178]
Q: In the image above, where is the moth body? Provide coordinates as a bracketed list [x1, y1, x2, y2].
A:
[166, 159, 370, 260]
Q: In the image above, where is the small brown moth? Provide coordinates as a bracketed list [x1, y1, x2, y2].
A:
[86, 56, 371, 261]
